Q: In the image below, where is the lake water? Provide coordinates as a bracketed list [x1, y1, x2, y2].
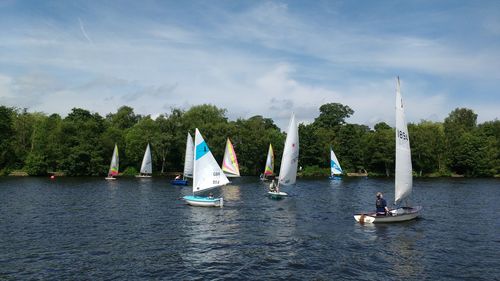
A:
[0, 177, 499, 280]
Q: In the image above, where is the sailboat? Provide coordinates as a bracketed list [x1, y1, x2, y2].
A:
[268, 113, 299, 198]
[354, 77, 422, 223]
[171, 132, 194, 186]
[329, 146, 343, 180]
[260, 144, 274, 181]
[183, 128, 229, 207]
[221, 138, 240, 177]
[136, 143, 152, 178]
[105, 144, 119, 180]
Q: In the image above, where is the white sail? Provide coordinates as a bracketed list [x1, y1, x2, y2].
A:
[395, 77, 412, 204]
[279, 113, 299, 185]
[183, 133, 194, 178]
[140, 143, 152, 175]
[221, 138, 240, 177]
[193, 128, 229, 193]
[108, 144, 119, 177]
[330, 147, 343, 175]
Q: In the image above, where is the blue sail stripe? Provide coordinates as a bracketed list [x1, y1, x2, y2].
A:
[195, 141, 209, 160]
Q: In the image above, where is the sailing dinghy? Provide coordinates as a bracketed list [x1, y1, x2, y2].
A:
[329, 146, 343, 180]
[354, 77, 422, 223]
[268, 113, 299, 198]
[183, 128, 229, 207]
[171, 133, 193, 186]
[260, 144, 274, 181]
[221, 138, 240, 178]
[136, 143, 152, 178]
[105, 144, 119, 180]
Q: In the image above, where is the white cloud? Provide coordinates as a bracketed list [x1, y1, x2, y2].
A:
[0, 1, 498, 127]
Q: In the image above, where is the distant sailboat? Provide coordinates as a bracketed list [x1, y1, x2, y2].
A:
[136, 143, 152, 178]
[171, 132, 193, 186]
[105, 144, 119, 180]
[221, 138, 240, 177]
[183, 128, 229, 207]
[354, 77, 422, 223]
[329, 146, 343, 180]
[260, 144, 274, 181]
[268, 113, 299, 198]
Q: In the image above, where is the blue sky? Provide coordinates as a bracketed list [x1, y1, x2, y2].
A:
[0, 0, 499, 129]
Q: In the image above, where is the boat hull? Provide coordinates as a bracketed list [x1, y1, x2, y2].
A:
[329, 175, 342, 180]
[354, 206, 422, 223]
[183, 195, 223, 207]
[105, 177, 116, 181]
[135, 175, 152, 178]
[171, 179, 188, 186]
[268, 191, 288, 199]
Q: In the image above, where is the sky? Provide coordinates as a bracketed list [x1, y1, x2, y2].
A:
[0, 0, 499, 129]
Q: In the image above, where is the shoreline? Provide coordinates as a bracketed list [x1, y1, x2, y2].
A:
[6, 171, 500, 178]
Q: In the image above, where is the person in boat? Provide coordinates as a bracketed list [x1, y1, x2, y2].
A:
[208, 192, 214, 199]
[174, 174, 181, 180]
[269, 179, 276, 192]
[376, 192, 390, 216]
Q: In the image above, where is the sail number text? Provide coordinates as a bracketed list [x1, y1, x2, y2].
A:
[398, 129, 409, 141]
[213, 171, 220, 184]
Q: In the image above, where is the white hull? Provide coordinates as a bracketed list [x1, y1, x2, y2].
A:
[105, 177, 116, 181]
[354, 206, 422, 223]
[183, 196, 223, 208]
[268, 191, 288, 197]
[135, 175, 152, 178]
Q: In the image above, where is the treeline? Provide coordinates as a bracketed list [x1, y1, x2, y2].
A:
[0, 103, 498, 177]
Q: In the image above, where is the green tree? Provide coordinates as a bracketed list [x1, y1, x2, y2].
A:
[297, 125, 336, 173]
[12, 108, 36, 168]
[313, 103, 354, 130]
[24, 153, 48, 176]
[125, 116, 158, 172]
[444, 108, 478, 175]
[23, 113, 58, 174]
[408, 121, 446, 176]
[234, 116, 284, 175]
[335, 124, 370, 173]
[0, 106, 15, 172]
[181, 104, 230, 162]
[106, 106, 141, 130]
[60, 108, 106, 176]
[364, 122, 394, 176]
[154, 112, 179, 174]
[477, 120, 500, 175]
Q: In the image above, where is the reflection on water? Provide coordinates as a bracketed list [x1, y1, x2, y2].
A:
[183, 207, 227, 267]
[0, 177, 498, 280]
[355, 220, 425, 279]
[221, 184, 241, 201]
[388, 231, 425, 280]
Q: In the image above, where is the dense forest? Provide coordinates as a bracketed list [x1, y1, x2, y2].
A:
[0, 103, 498, 177]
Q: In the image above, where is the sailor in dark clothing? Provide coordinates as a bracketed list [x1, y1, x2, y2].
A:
[376, 192, 390, 216]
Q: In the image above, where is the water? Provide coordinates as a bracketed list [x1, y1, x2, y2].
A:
[0, 177, 499, 280]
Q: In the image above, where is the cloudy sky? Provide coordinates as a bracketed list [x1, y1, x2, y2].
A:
[0, 0, 499, 129]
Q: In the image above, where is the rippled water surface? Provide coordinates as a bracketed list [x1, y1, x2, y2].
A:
[0, 177, 499, 280]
